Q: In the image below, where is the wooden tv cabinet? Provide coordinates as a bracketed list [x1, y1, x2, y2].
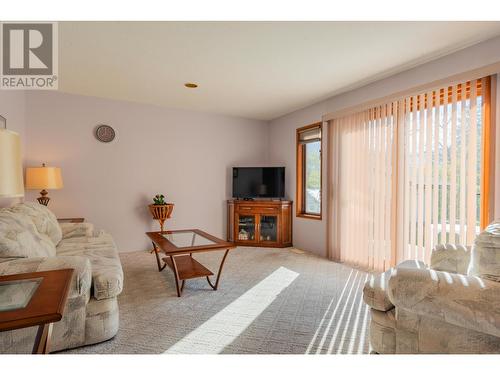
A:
[227, 200, 293, 248]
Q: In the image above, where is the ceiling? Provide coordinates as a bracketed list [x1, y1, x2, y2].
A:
[59, 22, 500, 120]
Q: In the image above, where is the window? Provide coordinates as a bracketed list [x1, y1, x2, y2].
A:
[328, 77, 493, 270]
[296, 123, 322, 219]
[398, 79, 491, 262]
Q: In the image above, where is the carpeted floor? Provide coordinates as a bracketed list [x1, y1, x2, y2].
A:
[64, 247, 371, 354]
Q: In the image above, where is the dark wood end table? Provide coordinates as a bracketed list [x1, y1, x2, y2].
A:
[0, 269, 74, 354]
[57, 218, 85, 223]
[146, 229, 235, 297]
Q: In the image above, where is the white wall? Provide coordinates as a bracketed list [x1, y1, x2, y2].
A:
[24, 91, 269, 252]
[0, 91, 26, 208]
[269, 35, 500, 258]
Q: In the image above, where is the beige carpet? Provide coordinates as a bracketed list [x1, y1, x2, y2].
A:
[64, 247, 371, 354]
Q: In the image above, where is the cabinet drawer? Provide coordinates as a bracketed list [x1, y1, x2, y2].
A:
[237, 205, 256, 212]
[236, 205, 279, 214]
[256, 206, 280, 214]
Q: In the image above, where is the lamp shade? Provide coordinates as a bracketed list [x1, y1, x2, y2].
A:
[25, 165, 63, 190]
[0, 129, 24, 198]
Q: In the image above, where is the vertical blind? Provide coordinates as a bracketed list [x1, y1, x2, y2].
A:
[328, 77, 490, 270]
[329, 102, 398, 270]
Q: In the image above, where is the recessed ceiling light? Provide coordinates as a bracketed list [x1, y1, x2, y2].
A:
[184, 83, 198, 88]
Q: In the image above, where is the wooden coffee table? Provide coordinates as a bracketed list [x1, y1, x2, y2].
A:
[0, 269, 74, 354]
[146, 229, 235, 297]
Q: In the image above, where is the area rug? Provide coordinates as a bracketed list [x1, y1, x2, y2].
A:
[64, 247, 371, 354]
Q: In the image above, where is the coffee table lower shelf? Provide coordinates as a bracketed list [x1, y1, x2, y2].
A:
[162, 256, 214, 280]
[160, 253, 229, 297]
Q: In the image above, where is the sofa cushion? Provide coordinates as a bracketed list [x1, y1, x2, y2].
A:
[0, 210, 56, 258]
[469, 220, 500, 282]
[59, 222, 94, 239]
[431, 243, 470, 274]
[56, 233, 123, 300]
[10, 202, 62, 246]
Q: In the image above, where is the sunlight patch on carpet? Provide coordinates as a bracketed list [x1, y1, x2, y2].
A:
[164, 266, 299, 354]
[305, 270, 370, 354]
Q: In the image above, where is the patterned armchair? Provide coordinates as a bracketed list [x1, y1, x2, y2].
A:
[0, 202, 123, 353]
[363, 220, 500, 354]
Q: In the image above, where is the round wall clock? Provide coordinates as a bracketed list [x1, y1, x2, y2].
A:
[95, 124, 115, 143]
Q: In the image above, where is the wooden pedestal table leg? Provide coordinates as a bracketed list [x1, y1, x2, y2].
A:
[170, 255, 182, 297]
[206, 249, 230, 291]
[152, 242, 166, 272]
[32, 323, 53, 354]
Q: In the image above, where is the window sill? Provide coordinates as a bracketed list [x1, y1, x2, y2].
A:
[296, 213, 322, 221]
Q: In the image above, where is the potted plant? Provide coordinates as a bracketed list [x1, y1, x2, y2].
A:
[148, 194, 174, 232]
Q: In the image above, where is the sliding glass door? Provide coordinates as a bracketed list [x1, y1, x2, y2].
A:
[328, 77, 492, 270]
[397, 79, 489, 264]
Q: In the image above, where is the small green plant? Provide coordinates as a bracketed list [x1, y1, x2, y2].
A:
[152, 194, 166, 205]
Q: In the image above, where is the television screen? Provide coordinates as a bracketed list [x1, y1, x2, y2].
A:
[232, 167, 285, 198]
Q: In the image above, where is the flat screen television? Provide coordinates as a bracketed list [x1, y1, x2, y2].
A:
[232, 167, 285, 199]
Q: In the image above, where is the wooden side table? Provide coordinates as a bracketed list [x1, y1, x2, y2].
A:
[0, 269, 74, 354]
[57, 218, 85, 223]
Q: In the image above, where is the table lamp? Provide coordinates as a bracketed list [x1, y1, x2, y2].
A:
[0, 115, 24, 198]
[25, 164, 63, 206]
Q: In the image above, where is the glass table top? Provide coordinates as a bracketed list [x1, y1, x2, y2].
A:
[0, 278, 42, 312]
[162, 231, 216, 248]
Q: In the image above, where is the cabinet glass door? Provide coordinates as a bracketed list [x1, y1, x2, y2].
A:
[259, 215, 278, 243]
[237, 215, 257, 242]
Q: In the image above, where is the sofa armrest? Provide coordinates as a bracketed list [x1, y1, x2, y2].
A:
[388, 267, 500, 338]
[59, 222, 95, 239]
[364, 268, 394, 312]
[363, 259, 427, 312]
[430, 243, 471, 274]
[0, 256, 92, 299]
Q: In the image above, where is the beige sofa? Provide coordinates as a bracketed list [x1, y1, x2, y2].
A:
[363, 220, 500, 354]
[0, 202, 123, 353]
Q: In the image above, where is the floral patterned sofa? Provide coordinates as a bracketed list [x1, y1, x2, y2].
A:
[0, 202, 123, 353]
[363, 220, 500, 354]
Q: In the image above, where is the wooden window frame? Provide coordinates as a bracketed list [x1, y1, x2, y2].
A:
[296, 122, 322, 220]
[480, 76, 493, 230]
